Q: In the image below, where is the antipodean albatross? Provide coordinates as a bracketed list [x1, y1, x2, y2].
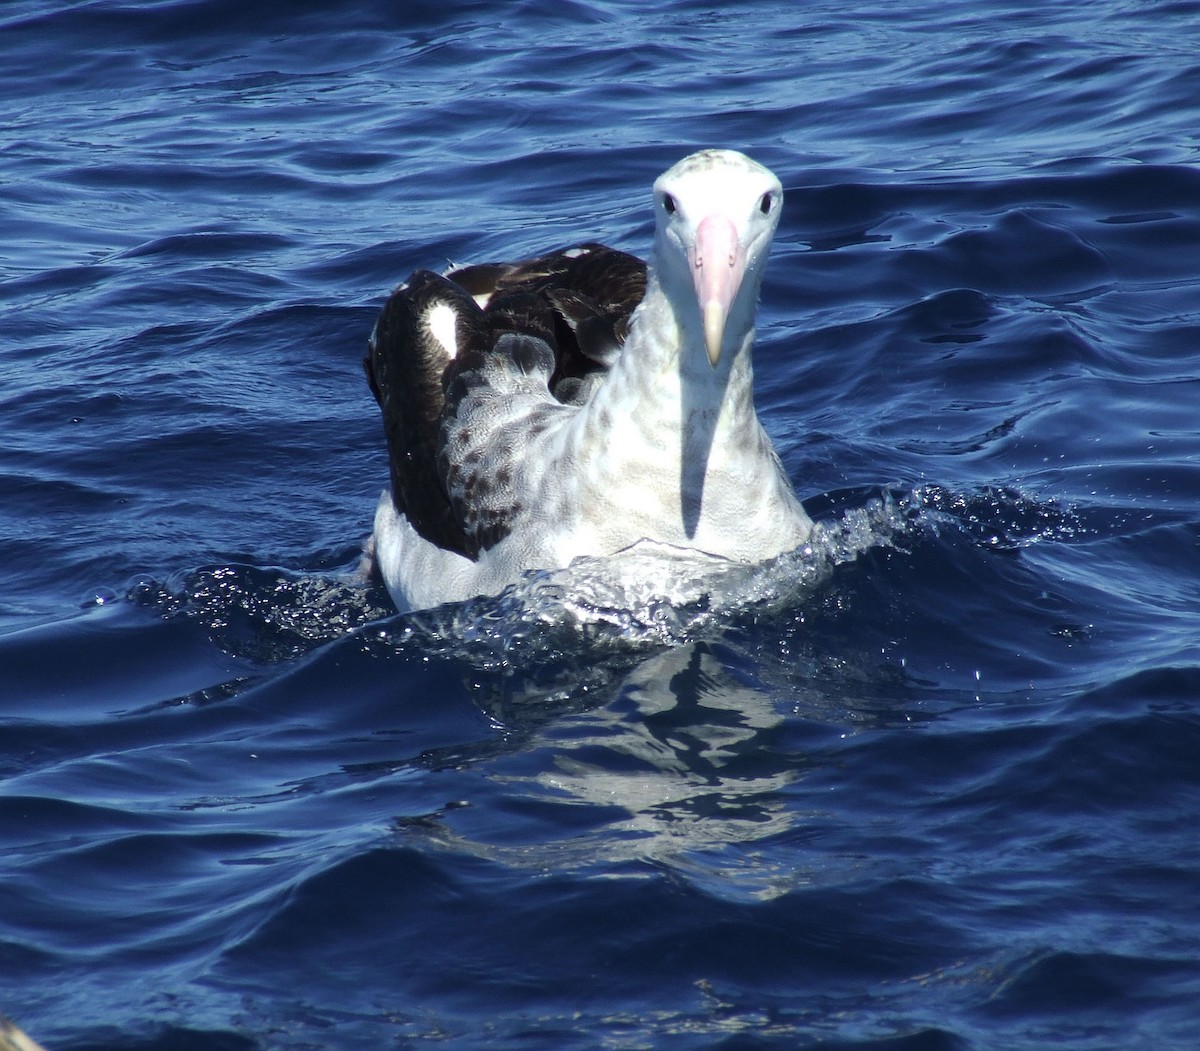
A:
[365, 149, 813, 611]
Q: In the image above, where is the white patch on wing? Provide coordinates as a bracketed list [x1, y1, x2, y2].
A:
[425, 301, 459, 359]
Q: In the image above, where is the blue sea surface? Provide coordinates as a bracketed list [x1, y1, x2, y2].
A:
[3, 1, 1200, 1047]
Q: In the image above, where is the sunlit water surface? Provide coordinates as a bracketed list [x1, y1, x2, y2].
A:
[3, 2, 1200, 1048]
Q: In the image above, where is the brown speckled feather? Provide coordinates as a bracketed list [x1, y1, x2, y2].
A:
[368, 244, 647, 557]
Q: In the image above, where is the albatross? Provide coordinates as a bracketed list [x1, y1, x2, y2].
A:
[365, 148, 813, 611]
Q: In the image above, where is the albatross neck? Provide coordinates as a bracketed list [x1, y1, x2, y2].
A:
[597, 269, 760, 433]
[560, 266, 791, 552]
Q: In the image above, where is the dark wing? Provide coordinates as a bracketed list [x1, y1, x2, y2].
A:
[366, 243, 648, 557]
[447, 243, 647, 402]
[365, 270, 484, 556]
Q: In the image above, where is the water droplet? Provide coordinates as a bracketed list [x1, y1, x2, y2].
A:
[82, 587, 118, 608]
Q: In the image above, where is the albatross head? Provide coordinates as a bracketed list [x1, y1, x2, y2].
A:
[652, 149, 783, 368]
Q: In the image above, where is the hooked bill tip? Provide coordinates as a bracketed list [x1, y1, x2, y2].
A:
[703, 301, 725, 367]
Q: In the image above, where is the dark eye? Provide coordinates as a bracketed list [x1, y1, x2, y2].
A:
[662, 193, 676, 215]
[759, 192, 773, 215]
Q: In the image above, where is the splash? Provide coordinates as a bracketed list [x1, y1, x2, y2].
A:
[129, 563, 393, 663]
[128, 486, 1086, 669]
[914, 483, 1087, 548]
[374, 491, 913, 665]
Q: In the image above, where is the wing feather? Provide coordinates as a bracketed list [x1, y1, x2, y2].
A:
[365, 270, 484, 556]
[367, 242, 648, 558]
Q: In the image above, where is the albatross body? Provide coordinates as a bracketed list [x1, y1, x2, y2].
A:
[365, 149, 812, 611]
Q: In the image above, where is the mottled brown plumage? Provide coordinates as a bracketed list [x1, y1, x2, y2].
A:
[365, 244, 647, 557]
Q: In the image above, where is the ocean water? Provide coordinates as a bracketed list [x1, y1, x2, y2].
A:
[3, 1, 1200, 1047]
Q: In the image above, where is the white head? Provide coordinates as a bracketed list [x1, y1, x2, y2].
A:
[652, 149, 783, 367]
